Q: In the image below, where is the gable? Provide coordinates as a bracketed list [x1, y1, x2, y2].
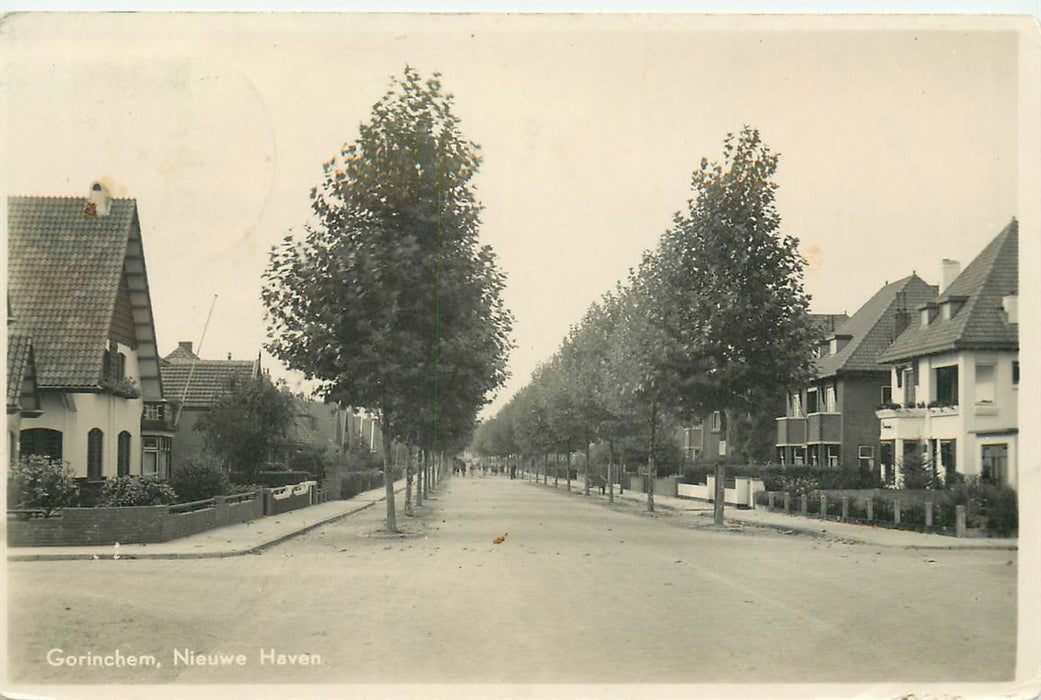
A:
[7, 195, 165, 399]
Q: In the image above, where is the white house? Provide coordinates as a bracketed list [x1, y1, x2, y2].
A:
[875, 220, 1019, 488]
[6, 184, 172, 481]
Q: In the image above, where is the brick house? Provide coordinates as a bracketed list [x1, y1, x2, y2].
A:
[159, 341, 261, 470]
[776, 278, 937, 470]
[876, 220, 1019, 487]
[6, 186, 172, 481]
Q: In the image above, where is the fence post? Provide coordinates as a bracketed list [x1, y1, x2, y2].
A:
[867, 498, 873, 522]
[955, 505, 966, 537]
[925, 501, 933, 528]
[800, 493, 808, 516]
[842, 496, 849, 522]
[894, 499, 901, 525]
[768, 492, 775, 510]
[820, 494, 827, 520]
[784, 492, 790, 514]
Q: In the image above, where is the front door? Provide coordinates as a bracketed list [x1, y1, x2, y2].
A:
[980, 444, 1008, 485]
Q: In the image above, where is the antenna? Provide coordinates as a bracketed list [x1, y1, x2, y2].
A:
[174, 294, 218, 427]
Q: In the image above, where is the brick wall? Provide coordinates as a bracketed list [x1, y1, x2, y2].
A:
[840, 373, 888, 469]
[7, 493, 264, 547]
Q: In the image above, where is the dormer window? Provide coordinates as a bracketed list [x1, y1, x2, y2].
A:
[828, 334, 852, 355]
[919, 302, 939, 326]
[1003, 293, 1018, 324]
[942, 296, 967, 320]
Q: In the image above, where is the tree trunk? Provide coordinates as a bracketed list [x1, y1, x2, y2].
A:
[647, 400, 657, 513]
[554, 453, 559, 487]
[566, 438, 572, 492]
[608, 440, 615, 504]
[584, 440, 591, 496]
[404, 446, 415, 516]
[417, 448, 425, 508]
[380, 414, 397, 533]
[713, 460, 726, 526]
[543, 453, 548, 485]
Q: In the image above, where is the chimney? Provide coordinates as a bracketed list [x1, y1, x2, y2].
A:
[85, 181, 112, 217]
[178, 341, 193, 355]
[940, 259, 961, 294]
[227, 352, 232, 361]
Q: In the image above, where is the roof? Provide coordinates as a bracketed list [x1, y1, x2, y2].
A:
[7, 331, 33, 407]
[7, 196, 140, 388]
[879, 220, 1018, 363]
[814, 274, 937, 378]
[809, 313, 849, 335]
[160, 350, 259, 408]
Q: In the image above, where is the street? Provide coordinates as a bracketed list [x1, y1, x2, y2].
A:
[5, 475, 1016, 685]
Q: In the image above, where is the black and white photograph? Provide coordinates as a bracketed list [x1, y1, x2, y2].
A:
[1, 6, 1039, 699]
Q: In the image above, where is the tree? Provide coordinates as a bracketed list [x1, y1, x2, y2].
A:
[654, 127, 818, 524]
[194, 373, 294, 481]
[263, 67, 511, 532]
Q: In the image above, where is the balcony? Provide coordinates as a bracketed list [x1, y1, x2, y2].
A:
[776, 416, 807, 445]
[141, 402, 176, 433]
[807, 412, 841, 443]
[876, 406, 926, 441]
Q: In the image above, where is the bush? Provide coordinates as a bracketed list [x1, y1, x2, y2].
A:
[98, 476, 178, 507]
[8, 454, 78, 515]
[979, 482, 1018, 536]
[341, 469, 384, 499]
[169, 455, 231, 503]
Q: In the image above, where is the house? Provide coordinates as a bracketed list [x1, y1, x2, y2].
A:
[875, 220, 1019, 488]
[6, 185, 172, 482]
[6, 321, 41, 465]
[678, 314, 850, 467]
[776, 278, 938, 471]
[159, 341, 260, 469]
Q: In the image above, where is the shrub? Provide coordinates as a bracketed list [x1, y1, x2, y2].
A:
[900, 453, 934, 490]
[253, 470, 314, 487]
[7, 454, 78, 515]
[978, 483, 1018, 536]
[169, 455, 231, 503]
[98, 476, 178, 507]
[341, 469, 384, 499]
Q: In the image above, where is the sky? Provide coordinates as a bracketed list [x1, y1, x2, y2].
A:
[0, 12, 1033, 420]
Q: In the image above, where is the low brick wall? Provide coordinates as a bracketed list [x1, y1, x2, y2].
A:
[7, 492, 264, 547]
[263, 481, 316, 516]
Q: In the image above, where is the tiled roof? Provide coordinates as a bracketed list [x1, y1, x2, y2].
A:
[7, 331, 33, 406]
[161, 351, 259, 408]
[815, 275, 937, 378]
[879, 220, 1018, 363]
[7, 197, 138, 388]
[809, 313, 849, 335]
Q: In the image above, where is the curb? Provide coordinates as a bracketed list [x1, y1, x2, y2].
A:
[7, 485, 407, 562]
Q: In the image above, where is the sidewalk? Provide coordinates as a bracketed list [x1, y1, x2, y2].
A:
[6, 481, 407, 562]
[530, 477, 1018, 550]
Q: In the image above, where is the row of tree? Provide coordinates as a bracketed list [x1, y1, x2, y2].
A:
[262, 68, 513, 532]
[471, 127, 820, 522]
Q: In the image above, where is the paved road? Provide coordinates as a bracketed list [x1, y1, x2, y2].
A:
[4, 476, 1016, 687]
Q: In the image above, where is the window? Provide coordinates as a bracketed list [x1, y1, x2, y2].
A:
[880, 441, 895, 485]
[975, 364, 995, 404]
[902, 367, 915, 406]
[939, 439, 956, 483]
[824, 385, 836, 412]
[710, 411, 722, 432]
[142, 436, 172, 479]
[981, 444, 1008, 485]
[935, 365, 959, 406]
[826, 445, 840, 467]
[806, 388, 819, 414]
[1013, 361, 1019, 386]
[881, 385, 892, 405]
[143, 403, 165, 421]
[20, 428, 63, 461]
[117, 431, 131, 476]
[791, 393, 802, 418]
[87, 428, 104, 480]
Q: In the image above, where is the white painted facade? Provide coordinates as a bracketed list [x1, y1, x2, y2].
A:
[877, 349, 1018, 487]
[18, 340, 145, 478]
